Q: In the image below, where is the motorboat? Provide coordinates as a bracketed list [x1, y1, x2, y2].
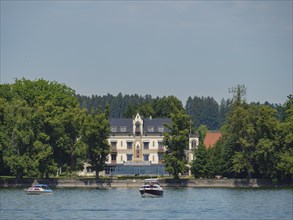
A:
[139, 178, 163, 197]
[25, 184, 53, 195]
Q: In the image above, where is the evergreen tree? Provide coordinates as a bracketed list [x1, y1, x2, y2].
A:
[224, 85, 256, 178]
[276, 95, 293, 179]
[205, 141, 225, 178]
[185, 96, 220, 130]
[191, 143, 208, 178]
[218, 98, 232, 127]
[191, 125, 208, 178]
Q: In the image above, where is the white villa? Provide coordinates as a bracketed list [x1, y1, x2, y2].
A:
[80, 113, 198, 176]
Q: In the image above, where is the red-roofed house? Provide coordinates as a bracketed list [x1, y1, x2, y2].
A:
[203, 132, 222, 148]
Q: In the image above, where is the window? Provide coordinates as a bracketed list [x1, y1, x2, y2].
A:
[148, 126, 154, 132]
[120, 126, 127, 132]
[127, 142, 133, 149]
[111, 154, 117, 161]
[158, 141, 164, 150]
[127, 154, 133, 161]
[111, 126, 117, 132]
[143, 154, 149, 161]
[191, 140, 197, 149]
[158, 126, 164, 132]
[111, 142, 117, 149]
[158, 153, 164, 161]
[143, 142, 149, 149]
[136, 146, 140, 158]
[135, 122, 141, 135]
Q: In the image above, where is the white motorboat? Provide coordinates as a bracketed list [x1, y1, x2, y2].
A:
[139, 179, 163, 197]
[25, 184, 53, 195]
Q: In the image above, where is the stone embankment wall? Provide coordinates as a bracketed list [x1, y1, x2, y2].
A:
[0, 178, 292, 188]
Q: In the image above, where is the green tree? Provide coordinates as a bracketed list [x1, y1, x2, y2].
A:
[138, 103, 155, 118]
[30, 101, 54, 178]
[276, 96, 293, 179]
[3, 99, 36, 178]
[153, 96, 184, 118]
[205, 141, 225, 178]
[186, 96, 220, 130]
[220, 85, 253, 178]
[217, 85, 288, 179]
[197, 125, 208, 143]
[0, 79, 87, 178]
[252, 105, 279, 179]
[230, 104, 255, 177]
[191, 143, 208, 178]
[82, 106, 110, 178]
[163, 107, 190, 179]
[216, 129, 236, 178]
[55, 106, 87, 175]
[0, 97, 10, 175]
[192, 125, 218, 178]
[218, 98, 232, 127]
[123, 104, 138, 118]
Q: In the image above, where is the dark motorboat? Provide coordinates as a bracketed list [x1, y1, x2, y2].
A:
[139, 179, 163, 197]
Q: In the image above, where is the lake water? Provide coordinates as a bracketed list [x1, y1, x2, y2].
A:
[1, 188, 292, 220]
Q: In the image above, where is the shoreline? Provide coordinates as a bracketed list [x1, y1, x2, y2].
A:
[0, 178, 292, 188]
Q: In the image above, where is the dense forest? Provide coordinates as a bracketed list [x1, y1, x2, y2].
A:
[76, 93, 229, 130]
[76, 93, 284, 130]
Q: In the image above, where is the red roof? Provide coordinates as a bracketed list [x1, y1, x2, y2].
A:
[203, 132, 222, 148]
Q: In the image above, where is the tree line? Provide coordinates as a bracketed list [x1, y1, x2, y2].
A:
[191, 86, 293, 181]
[76, 93, 185, 119]
[77, 93, 284, 131]
[0, 79, 291, 181]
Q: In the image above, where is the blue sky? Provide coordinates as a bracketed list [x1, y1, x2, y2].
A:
[1, 1, 292, 104]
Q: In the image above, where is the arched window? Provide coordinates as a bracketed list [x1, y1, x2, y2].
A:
[191, 140, 197, 149]
[135, 122, 141, 136]
[136, 145, 140, 158]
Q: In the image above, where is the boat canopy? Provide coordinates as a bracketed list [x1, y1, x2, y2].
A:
[35, 184, 48, 187]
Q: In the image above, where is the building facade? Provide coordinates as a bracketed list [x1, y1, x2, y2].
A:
[80, 113, 198, 176]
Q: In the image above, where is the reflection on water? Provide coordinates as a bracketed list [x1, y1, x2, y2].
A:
[1, 188, 292, 220]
